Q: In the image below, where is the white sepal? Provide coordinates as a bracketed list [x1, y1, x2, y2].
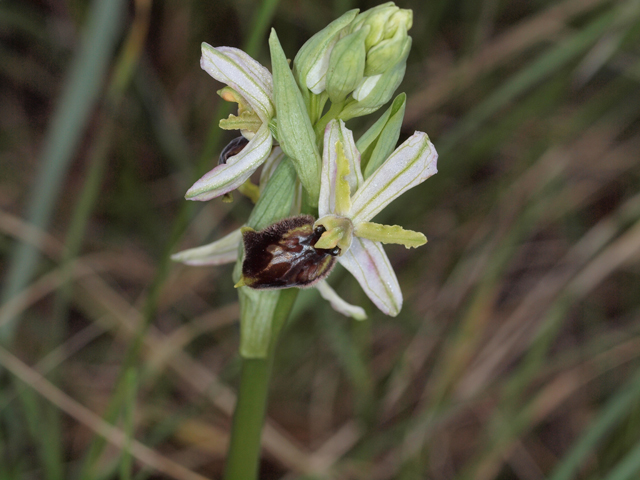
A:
[319, 120, 365, 218]
[338, 236, 402, 316]
[185, 125, 272, 201]
[200, 44, 274, 122]
[171, 229, 241, 266]
[350, 132, 437, 223]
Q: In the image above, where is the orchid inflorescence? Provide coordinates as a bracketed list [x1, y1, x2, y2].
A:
[173, 2, 438, 356]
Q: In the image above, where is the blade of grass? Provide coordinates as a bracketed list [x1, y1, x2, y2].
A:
[604, 437, 640, 480]
[549, 367, 640, 480]
[437, 4, 621, 157]
[0, 345, 209, 480]
[26, 3, 153, 478]
[0, 0, 127, 342]
[119, 369, 138, 480]
[404, 0, 616, 123]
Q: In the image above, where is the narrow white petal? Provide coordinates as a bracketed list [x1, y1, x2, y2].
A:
[318, 121, 340, 217]
[337, 120, 364, 194]
[316, 281, 367, 320]
[186, 125, 272, 201]
[350, 132, 437, 224]
[338, 237, 402, 316]
[259, 146, 285, 191]
[171, 229, 241, 266]
[201, 44, 274, 121]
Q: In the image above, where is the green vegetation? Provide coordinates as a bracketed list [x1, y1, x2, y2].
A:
[1, 0, 640, 478]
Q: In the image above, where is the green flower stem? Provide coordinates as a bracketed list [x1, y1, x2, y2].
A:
[223, 358, 273, 480]
[224, 289, 298, 480]
[314, 99, 346, 140]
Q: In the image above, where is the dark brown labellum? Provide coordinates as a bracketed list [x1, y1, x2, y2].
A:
[219, 136, 249, 165]
[240, 215, 339, 289]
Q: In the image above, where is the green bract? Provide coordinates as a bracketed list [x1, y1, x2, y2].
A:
[357, 92, 406, 177]
[269, 30, 322, 204]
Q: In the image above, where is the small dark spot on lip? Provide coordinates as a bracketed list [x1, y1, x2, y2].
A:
[219, 136, 249, 165]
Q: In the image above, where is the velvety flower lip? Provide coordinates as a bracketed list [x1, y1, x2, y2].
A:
[314, 119, 438, 316]
[185, 44, 276, 201]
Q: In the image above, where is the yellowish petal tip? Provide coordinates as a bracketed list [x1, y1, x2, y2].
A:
[234, 277, 248, 288]
[406, 234, 427, 248]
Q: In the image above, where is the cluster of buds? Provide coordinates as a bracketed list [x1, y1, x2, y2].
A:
[294, 2, 413, 121]
[173, 2, 438, 358]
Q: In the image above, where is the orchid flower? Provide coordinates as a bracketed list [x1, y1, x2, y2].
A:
[171, 228, 366, 320]
[173, 119, 436, 319]
[313, 119, 437, 316]
[185, 44, 276, 201]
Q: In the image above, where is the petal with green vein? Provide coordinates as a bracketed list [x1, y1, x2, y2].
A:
[335, 141, 353, 216]
[185, 124, 272, 201]
[338, 236, 402, 316]
[171, 229, 241, 266]
[201, 44, 274, 122]
[350, 131, 437, 223]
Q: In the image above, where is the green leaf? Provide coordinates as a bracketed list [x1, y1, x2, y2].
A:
[239, 288, 281, 358]
[246, 157, 297, 231]
[269, 29, 322, 204]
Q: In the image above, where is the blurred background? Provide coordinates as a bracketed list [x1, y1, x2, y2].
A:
[2, 0, 640, 479]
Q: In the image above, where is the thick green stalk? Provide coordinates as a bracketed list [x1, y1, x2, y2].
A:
[314, 99, 346, 140]
[223, 358, 272, 480]
[224, 289, 298, 480]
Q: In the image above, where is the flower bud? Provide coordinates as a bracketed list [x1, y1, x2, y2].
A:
[339, 37, 411, 119]
[293, 9, 359, 94]
[325, 27, 369, 103]
[351, 2, 413, 76]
